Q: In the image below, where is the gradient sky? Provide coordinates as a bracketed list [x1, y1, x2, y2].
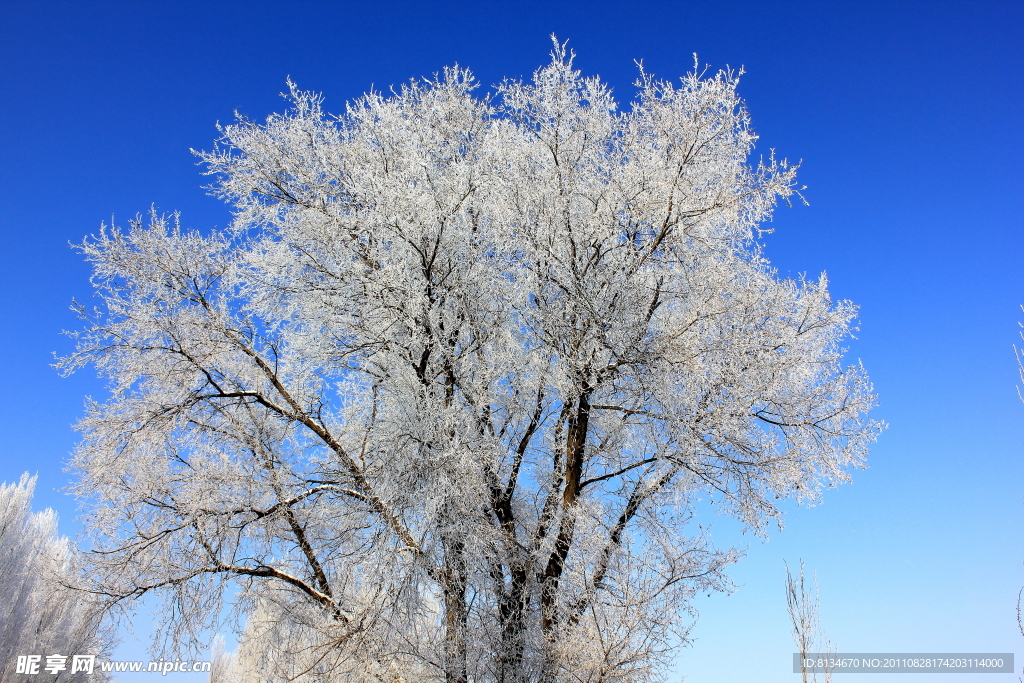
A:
[1, 1, 1022, 681]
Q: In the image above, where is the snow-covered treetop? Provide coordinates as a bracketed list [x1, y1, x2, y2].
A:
[62, 41, 880, 682]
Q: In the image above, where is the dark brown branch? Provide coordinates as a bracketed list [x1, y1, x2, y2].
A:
[580, 457, 659, 490]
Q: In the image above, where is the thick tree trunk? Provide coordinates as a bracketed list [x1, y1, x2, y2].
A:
[537, 389, 592, 683]
[443, 533, 469, 683]
[496, 562, 529, 683]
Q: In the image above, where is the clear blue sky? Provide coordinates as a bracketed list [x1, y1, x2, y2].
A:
[1, 1, 1021, 681]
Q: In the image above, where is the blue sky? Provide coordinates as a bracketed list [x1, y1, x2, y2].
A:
[1, 1, 1021, 681]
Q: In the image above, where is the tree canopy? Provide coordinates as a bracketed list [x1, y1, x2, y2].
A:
[63, 42, 880, 683]
[0, 475, 112, 682]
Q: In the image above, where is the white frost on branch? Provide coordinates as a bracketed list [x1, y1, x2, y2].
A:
[786, 560, 836, 683]
[0, 475, 112, 682]
[62, 39, 881, 683]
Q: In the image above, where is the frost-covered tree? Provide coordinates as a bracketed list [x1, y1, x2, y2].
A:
[1016, 308, 1024, 401]
[0, 475, 112, 682]
[786, 561, 835, 683]
[62, 41, 880, 683]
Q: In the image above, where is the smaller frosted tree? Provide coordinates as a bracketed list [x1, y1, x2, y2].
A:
[1016, 307, 1024, 401]
[786, 560, 835, 683]
[0, 475, 112, 682]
